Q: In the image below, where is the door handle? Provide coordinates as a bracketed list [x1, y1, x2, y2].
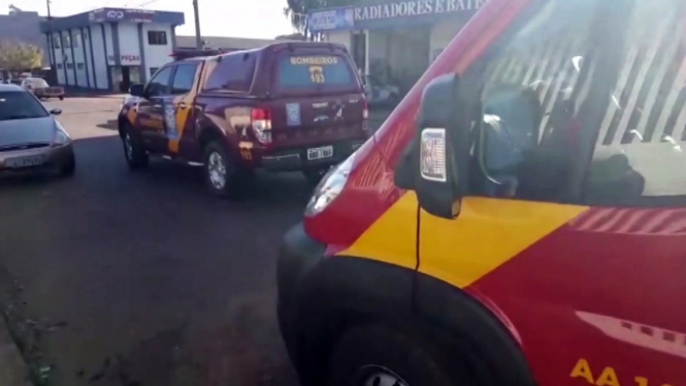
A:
[178, 102, 187, 109]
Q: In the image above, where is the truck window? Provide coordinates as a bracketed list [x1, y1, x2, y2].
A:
[584, 0, 686, 205]
[469, 0, 605, 202]
[146, 67, 173, 96]
[275, 55, 356, 91]
[171, 64, 198, 95]
[203, 53, 256, 93]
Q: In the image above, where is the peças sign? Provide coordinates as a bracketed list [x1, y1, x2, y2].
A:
[355, 0, 487, 21]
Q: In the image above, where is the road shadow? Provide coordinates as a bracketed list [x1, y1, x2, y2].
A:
[96, 119, 118, 130]
[0, 134, 306, 386]
[1, 135, 312, 209]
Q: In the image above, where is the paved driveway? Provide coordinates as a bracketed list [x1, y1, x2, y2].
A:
[0, 97, 303, 386]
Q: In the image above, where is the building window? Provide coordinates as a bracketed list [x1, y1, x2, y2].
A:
[83, 31, 89, 42]
[64, 34, 71, 48]
[66, 63, 74, 70]
[149, 67, 159, 77]
[52, 35, 61, 49]
[147, 31, 167, 46]
[56, 63, 63, 70]
[72, 32, 80, 48]
[77, 63, 84, 70]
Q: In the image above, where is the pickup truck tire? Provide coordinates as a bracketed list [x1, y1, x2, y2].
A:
[121, 124, 149, 170]
[203, 141, 241, 198]
[326, 324, 469, 386]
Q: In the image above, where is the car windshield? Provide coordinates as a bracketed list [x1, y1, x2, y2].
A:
[0, 91, 49, 121]
[27, 78, 49, 87]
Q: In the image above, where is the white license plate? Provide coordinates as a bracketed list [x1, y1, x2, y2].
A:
[5, 155, 46, 168]
[307, 146, 334, 161]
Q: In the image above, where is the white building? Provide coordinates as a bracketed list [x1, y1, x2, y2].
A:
[40, 8, 184, 92]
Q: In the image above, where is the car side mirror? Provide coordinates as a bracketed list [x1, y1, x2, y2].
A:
[394, 74, 469, 219]
[50, 108, 62, 115]
[129, 83, 145, 98]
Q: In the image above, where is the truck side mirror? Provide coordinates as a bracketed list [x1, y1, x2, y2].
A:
[129, 83, 145, 97]
[394, 74, 468, 219]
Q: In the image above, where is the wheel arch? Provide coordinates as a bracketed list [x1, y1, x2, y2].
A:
[197, 125, 228, 152]
[291, 255, 536, 386]
[117, 114, 128, 139]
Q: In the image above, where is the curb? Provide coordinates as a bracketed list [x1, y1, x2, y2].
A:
[0, 316, 31, 386]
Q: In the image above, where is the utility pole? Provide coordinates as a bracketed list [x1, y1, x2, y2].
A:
[46, 0, 55, 73]
[192, 0, 202, 48]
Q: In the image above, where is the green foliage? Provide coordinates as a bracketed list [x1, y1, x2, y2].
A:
[284, 0, 359, 31]
[0, 40, 43, 71]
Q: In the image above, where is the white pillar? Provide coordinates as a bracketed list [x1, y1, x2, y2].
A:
[364, 29, 370, 77]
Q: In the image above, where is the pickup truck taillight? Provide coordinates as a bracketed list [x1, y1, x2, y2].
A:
[362, 98, 369, 120]
[251, 108, 272, 144]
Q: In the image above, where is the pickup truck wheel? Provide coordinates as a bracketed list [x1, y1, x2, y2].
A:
[122, 125, 148, 170]
[58, 96, 64, 101]
[203, 141, 241, 198]
[327, 325, 472, 386]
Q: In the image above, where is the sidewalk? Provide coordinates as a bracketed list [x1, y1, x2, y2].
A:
[0, 317, 31, 386]
[63, 87, 128, 99]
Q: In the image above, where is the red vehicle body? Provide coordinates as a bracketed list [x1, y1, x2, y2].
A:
[277, 0, 686, 386]
[118, 42, 368, 196]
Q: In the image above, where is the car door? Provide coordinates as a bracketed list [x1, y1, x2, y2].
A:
[417, 0, 684, 385]
[137, 66, 174, 153]
[167, 62, 201, 159]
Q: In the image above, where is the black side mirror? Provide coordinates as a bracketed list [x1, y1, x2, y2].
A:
[394, 74, 469, 219]
[129, 83, 145, 98]
[49, 108, 62, 115]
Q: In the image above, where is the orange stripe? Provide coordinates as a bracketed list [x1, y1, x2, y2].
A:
[338, 193, 589, 289]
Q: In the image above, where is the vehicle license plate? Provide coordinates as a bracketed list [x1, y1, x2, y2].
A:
[307, 145, 334, 161]
[5, 155, 46, 168]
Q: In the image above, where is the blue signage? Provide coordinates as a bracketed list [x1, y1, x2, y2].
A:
[308, 0, 486, 32]
[89, 8, 156, 23]
[308, 8, 355, 32]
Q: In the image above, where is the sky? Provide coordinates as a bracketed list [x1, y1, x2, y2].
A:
[0, 0, 296, 39]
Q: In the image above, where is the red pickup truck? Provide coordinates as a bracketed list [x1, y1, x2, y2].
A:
[118, 42, 368, 197]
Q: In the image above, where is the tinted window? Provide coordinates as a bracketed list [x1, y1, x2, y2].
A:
[0, 91, 49, 121]
[171, 64, 198, 94]
[148, 31, 167, 46]
[584, 0, 686, 204]
[204, 53, 256, 93]
[277, 55, 354, 90]
[146, 67, 173, 96]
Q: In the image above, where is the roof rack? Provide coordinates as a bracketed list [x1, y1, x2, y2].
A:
[170, 48, 231, 61]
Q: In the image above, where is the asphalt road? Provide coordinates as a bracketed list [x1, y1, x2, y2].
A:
[0, 96, 307, 386]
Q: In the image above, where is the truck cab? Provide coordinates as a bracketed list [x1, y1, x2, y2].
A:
[277, 0, 686, 385]
[118, 42, 368, 197]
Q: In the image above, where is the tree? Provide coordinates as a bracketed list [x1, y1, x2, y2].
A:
[0, 40, 43, 71]
[284, 0, 359, 32]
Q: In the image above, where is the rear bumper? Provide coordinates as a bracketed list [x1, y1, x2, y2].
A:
[261, 139, 364, 172]
[34, 90, 65, 97]
[0, 144, 74, 174]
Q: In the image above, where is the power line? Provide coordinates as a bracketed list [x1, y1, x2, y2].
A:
[136, 0, 161, 8]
